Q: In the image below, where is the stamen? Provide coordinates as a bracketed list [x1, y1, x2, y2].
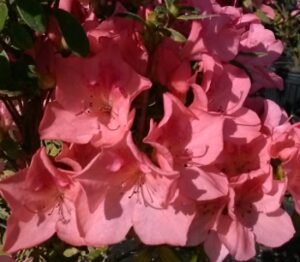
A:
[57, 194, 71, 224]
[177, 146, 209, 168]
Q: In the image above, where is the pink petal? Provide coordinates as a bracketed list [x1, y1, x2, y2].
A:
[133, 195, 197, 246]
[3, 211, 56, 254]
[39, 101, 100, 144]
[179, 167, 228, 201]
[253, 209, 295, 247]
[75, 187, 133, 246]
[218, 216, 256, 261]
[204, 231, 229, 262]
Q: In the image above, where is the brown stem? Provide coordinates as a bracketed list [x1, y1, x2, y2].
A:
[137, 90, 150, 140]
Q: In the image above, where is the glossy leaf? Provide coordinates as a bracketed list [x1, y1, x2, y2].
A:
[16, 0, 46, 33]
[164, 27, 187, 43]
[10, 23, 33, 50]
[54, 9, 89, 57]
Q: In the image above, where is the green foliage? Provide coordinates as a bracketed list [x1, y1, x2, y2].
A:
[158, 246, 182, 262]
[161, 27, 187, 43]
[271, 158, 285, 180]
[0, 198, 9, 220]
[0, 2, 8, 32]
[14, 238, 108, 262]
[10, 23, 33, 50]
[0, 135, 22, 160]
[239, 51, 268, 58]
[15, 0, 46, 33]
[116, 11, 145, 24]
[255, 8, 271, 24]
[43, 140, 62, 157]
[177, 14, 217, 20]
[63, 247, 80, 258]
[53, 9, 90, 57]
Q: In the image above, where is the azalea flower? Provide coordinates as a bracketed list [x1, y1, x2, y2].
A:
[0, 144, 102, 253]
[39, 39, 151, 146]
[76, 133, 181, 246]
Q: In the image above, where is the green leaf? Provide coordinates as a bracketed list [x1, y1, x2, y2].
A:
[0, 2, 8, 32]
[0, 244, 6, 256]
[0, 137, 22, 160]
[243, 0, 253, 9]
[63, 247, 79, 257]
[255, 9, 271, 24]
[158, 246, 181, 262]
[177, 14, 217, 20]
[0, 207, 9, 220]
[165, 0, 179, 17]
[292, 212, 300, 235]
[0, 170, 15, 180]
[16, 0, 46, 33]
[271, 158, 285, 180]
[189, 255, 198, 262]
[116, 11, 145, 24]
[10, 23, 33, 50]
[86, 247, 107, 260]
[164, 0, 175, 10]
[239, 51, 267, 58]
[43, 140, 62, 157]
[0, 51, 12, 89]
[163, 27, 186, 43]
[179, 6, 200, 13]
[54, 9, 90, 57]
[133, 249, 152, 262]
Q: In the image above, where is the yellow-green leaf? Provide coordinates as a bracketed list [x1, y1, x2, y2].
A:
[0, 2, 8, 32]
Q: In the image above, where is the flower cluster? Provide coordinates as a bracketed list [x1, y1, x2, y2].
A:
[0, 0, 299, 261]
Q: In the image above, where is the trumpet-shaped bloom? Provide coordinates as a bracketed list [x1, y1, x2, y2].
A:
[40, 40, 151, 146]
[76, 133, 189, 246]
[201, 176, 294, 261]
[0, 146, 102, 253]
[144, 93, 228, 206]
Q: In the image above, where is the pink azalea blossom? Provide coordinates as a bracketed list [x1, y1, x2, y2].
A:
[76, 133, 185, 246]
[0, 0, 297, 259]
[236, 23, 284, 92]
[183, 4, 243, 62]
[0, 256, 15, 262]
[190, 175, 294, 261]
[39, 40, 151, 146]
[59, 0, 93, 22]
[0, 145, 102, 253]
[248, 99, 300, 214]
[216, 135, 270, 181]
[269, 122, 300, 213]
[144, 93, 229, 233]
[86, 14, 148, 76]
[153, 39, 193, 97]
[200, 56, 251, 114]
[144, 92, 225, 170]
